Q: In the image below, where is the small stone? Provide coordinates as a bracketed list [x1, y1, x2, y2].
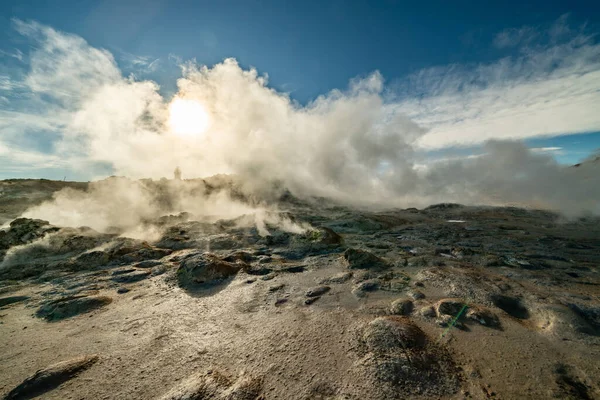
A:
[275, 298, 288, 306]
[117, 287, 130, 294]
[305, 296, 321, 305]
[268, 284, 285, 292]
[306, 286, 330, 297]
[110, 270, 151, 284]
[408, 290, 425, 300]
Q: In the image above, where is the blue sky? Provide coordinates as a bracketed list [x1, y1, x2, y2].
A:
[1, 0, 600, 180]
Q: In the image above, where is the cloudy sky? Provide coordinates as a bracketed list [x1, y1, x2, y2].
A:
[0, 0, 599, 180]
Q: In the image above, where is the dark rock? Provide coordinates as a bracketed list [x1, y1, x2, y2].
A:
[73, 250, 110, 269]
[36, 296, 112, 321]
[407, 290, 425, 300]
[275, 298, 288, 306]
[342, 248, 387, 269]
[110, 270, 151, 283]
[134, 260, 164, 269]
[256, 255, 272, 264]
[222, 251, 255, 263]
[117, 287, 130, 294]
[119, 247, 172, 263]
[280, 265, 305, 273]
[151, 264, 168, 276]
[177, 253, 242, 289]
[313, 227, 343, 245]
[110, 268, 136, 276]
[3, 355, 99, 400]
[0, 218, 53, 251]
[306, 286, 330, 297]
[424, 203, 463, 211]
[243, 265, 273, 276]
[0, 295, 29, 308]
[304, 296, 321, 305]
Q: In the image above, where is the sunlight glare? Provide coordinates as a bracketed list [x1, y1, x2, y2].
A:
[168, 97, 210, 137]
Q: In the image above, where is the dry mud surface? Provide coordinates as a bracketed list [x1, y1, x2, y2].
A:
[1, 179, 600, 399]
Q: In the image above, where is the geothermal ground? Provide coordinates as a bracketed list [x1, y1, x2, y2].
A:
[0, 178, 599, 399]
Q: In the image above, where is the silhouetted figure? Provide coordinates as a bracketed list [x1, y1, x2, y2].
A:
[174, 166, 182, 180]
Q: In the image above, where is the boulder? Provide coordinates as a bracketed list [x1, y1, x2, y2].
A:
[177, 253, 242, 288]
[36, 296, 112, 321]
[342, 248, 387, 269]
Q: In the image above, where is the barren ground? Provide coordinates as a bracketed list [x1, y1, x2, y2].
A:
[1, 179, 599, 399]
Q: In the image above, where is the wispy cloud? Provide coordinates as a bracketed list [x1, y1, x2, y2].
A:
[493, 26, 538, 48]
[0, 49, 24, 61]
[117, 50, 161, 73]
[393, 15, 600, 149]
[530, 147, 563, 153]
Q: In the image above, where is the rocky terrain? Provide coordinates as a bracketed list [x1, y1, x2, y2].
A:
[1, 178, 599, 399]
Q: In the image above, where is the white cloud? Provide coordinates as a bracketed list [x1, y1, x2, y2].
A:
[530, 147, 562, 153]
[0, 18, 599, 216]
[393, 19, 600, 149]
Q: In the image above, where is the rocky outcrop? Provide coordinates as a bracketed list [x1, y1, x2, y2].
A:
[35, 296, 112, 321]
[342, 248, 388, 269]
[4, 355, 98, 399]
[176, 253, 243, 289]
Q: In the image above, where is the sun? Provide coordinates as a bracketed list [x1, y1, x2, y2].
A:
[168, 97, 210, 137]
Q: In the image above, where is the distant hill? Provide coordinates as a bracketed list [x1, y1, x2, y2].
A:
[0, 179, 88, 226]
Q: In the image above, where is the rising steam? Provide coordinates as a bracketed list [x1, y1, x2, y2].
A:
[4, 19, 600, 230]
